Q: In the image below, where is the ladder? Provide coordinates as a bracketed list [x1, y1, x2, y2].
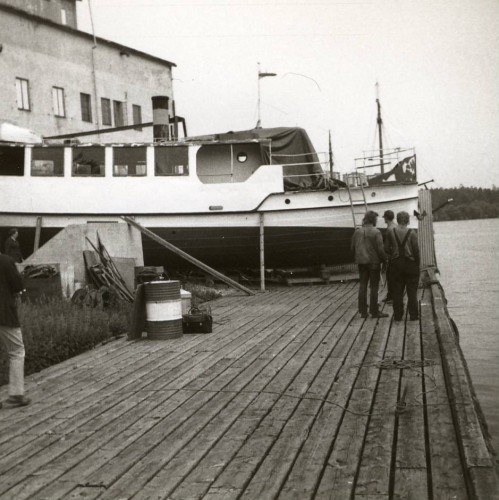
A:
[346, 177, 369, 229]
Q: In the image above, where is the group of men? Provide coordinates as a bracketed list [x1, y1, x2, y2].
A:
[351, 209, 420, 321]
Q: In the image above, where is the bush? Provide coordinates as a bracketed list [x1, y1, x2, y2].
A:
[0, 297, 131, 385]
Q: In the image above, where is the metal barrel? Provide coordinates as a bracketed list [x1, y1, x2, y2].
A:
[144, 280, 182, 340]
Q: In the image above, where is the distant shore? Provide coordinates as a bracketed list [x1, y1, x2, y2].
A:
[431, 186, 499, 221]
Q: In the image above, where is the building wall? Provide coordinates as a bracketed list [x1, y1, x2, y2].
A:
[0, 5, 174, 143]
[0, 0, 78, 28]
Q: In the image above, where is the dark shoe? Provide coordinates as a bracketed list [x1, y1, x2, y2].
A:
[372, 312, 389, 318]
[6, 395, 31, 407]
[360, 313, 368, 318]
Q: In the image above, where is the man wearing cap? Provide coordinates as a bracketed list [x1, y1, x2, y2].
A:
[382, 210, 397, 303]
[351, 210, 389, 319]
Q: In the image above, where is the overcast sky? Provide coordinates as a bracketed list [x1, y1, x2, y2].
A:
[77, 0, 499, 188]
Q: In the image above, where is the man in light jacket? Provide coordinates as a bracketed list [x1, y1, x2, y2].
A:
[351, 211, 389, 319]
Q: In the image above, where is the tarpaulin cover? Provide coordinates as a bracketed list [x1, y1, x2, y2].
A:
[187, 127, 342, 191]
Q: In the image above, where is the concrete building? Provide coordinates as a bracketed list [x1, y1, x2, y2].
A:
[0, 1, 176, 142]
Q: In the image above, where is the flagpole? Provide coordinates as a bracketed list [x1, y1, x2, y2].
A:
[256, 62, 262, 128]
[328, 130, 333, 177]
[256, 63, 276, 129]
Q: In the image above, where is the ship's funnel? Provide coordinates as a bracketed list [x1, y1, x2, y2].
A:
[152, 96, 170, 141]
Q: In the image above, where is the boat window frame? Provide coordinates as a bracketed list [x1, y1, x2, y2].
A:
[31, 146, 65, 177]
[71, 145, 106, 177]
[112, 146, 148, 177]
[154, 145, 189, 177]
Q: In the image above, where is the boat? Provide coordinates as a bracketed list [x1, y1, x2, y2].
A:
[0, 124, 418, 271]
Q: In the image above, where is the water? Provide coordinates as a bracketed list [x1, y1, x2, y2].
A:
[434, 219, 499, 456]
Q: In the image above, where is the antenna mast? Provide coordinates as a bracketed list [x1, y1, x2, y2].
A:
[375, 82, 385, 174]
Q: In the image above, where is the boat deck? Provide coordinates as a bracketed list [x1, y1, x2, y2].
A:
[0, 279, 497, 500]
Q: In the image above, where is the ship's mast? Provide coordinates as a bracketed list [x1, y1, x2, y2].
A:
[375, 82, 385, 174]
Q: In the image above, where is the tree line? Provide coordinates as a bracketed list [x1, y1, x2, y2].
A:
[431, 186, 499, 221]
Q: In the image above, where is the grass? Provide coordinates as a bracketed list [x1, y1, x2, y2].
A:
[0, 296, 131, 385]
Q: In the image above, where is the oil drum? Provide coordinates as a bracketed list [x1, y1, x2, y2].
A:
[144, 280, 183, 340]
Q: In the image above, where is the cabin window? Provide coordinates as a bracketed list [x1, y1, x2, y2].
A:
[72, 147, 105, 176]
[101, 98, 112, 126]
[52, 87, 66, 117]
[113, 100, 125, 127]
[80, 93, 92, 123]
[16, 78, 30, 111]
[113, 147, 147, 176]
[155, 146, 188, 176]
[132, 105, 142, 130]
[0, 146, 24, 176]
[31, 147, 64, 177]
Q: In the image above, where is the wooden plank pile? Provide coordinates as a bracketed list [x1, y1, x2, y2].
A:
[83, 234, 134, 302]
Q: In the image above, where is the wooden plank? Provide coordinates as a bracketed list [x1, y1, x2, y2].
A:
[354, 315, 406, 499]
[431, 283, 499, 499]
[419, 293, 469, 500]
[187, 298, 358, 500]
[314, 315, 392, 499]
[234, 308, 360, 500]
[276, 314, 374, 500]
[393, 297, 429, 500]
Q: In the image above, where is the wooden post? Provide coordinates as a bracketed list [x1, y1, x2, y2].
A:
[259, 213, 265, 292]
[121, 216, 255, 296]
[33, 216, 42, 253]
[418, 189, 437, 270]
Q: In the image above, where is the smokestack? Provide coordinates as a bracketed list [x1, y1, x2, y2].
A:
[152, 96, 170, 141]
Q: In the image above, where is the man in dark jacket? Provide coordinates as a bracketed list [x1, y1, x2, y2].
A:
[0, 252, 30, 407]
[351, 211, 389, 319]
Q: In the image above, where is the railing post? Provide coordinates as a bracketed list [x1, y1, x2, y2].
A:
[259, 213, 265, 292]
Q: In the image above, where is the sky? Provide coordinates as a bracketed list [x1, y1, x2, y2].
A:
[76, 0, 499, 188]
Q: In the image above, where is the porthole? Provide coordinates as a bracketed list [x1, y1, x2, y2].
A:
[285, 198, 291, 205]
[237, 152, 248, 163]
[371, 192, 376, 197]
[328, 195, 334, 201]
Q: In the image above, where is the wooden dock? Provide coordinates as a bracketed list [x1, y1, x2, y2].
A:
[0, 277, 497, 500]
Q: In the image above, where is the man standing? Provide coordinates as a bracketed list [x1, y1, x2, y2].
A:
[0, 252, 30, 407]
[351, 211, 389, 319]
[4, 228, 23, 263]
[382, 210, 397, 303]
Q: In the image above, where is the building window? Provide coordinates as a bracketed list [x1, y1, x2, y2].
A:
[16, 78, 30, 111]
[61, 9, 67, 25]
[155, 146, 189, 176]
[52, 87, 65, 117]
[101, 98, 112, 126]
[113, 100, 125, 127]
[132, 105, 142, 130]
[72, 147, 105, 176]
[32, 147, 65, 177]
[113, 147, 147, 176]
[80, 93, 92, 122]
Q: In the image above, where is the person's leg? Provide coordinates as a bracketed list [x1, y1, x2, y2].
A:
[0, 325, 30, 406]
[358, 264, 369, 316]
[386, 262, 395, 300]
[392, 259, 405, 320]
[406, 261, 420, 320]
[369, 265, 381, 316]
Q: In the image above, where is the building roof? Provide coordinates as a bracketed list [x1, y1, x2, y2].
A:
[0, 2, 176, 68]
